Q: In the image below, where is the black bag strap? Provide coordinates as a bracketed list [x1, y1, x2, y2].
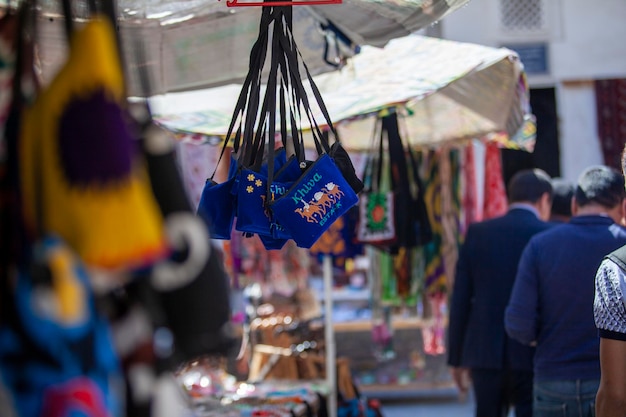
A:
[262, 8, 282, 200]
[209, 6, 274, 180]
[360, 119, 381, 193]
[274, 17, 329, 159]
[373, 117, 387, 192]
[60, 0, 74, 42]
[607, 245, 626, 272]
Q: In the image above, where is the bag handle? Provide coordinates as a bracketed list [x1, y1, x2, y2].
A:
[360, 118, 382, 193]
[60, 0, 74, 42]
[373, 118, 385, 193]
[209, 6, 274, 180]
[279, 20, 339, 149]
[273, 15, 330, 160]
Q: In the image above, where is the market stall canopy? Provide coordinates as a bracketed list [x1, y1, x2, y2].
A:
[152, 34, 536, 151]
[32, 0, 470, 96]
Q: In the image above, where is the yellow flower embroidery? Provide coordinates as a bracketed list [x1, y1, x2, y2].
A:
[255, 179, 263, 187]
[247, 174, 255, 181]
[246, 185, 254, 193]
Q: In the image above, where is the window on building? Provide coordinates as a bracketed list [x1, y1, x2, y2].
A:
[499, 0, 545, 32]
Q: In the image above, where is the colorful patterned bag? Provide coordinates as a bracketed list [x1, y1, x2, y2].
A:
[0, 236, 122, 417]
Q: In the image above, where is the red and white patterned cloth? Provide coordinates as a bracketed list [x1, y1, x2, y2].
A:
[483, 141, 508, 220]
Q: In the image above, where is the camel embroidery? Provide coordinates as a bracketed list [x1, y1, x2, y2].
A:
[295, 202, 325, 223]
[325, 182, 344, 201]
[293, 183, 344, 224]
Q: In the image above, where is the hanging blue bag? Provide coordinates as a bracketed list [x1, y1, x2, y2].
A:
[197, 153, 239, 239]
[271, 153, 358, 248]
[268, 17, 359, 249]
[234, 16, 298, 241]
[235, 158, 298, 239]
[197, 6, 274, 241]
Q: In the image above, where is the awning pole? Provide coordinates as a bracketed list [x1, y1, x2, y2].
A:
[323, 254, 337, 417]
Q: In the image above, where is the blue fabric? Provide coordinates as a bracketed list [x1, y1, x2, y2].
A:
[0, 236, 121, 417]
[196, 155, 239, 239]
[197, 176, 236, 239]
[270, 153, 359, 249]
[448, 208, 553, 371]
[235, 152, 302, 241]
[506, 215, 626, 381]
[533, 379, 599, 417]
[235, 168, 293, 238]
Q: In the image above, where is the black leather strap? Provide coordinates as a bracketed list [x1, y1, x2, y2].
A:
[607, 245, 626, 272]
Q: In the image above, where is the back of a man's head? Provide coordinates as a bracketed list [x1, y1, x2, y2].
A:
[575, 165, 626, 209]
[550, 178, 575, 219]
[508, 168, 553, 204]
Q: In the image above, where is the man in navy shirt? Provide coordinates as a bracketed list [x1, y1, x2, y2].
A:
[448, 168, 553, 417]
[506, 165, 626, 417]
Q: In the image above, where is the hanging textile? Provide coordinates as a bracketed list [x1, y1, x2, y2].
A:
[421, 150, 446, 297]
[483, 141, 508, 220]
[595, 78, 626, 172]
[473, 140, 487, 221]
[421, 291, 446, 356]
[439, 147, 463, 292]
[379, 250, 398, 306]
[461, 143, 478, 231]
[310, 207, 363, 269]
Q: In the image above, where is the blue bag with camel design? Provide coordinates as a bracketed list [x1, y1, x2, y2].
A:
[270, 153, 358, 249]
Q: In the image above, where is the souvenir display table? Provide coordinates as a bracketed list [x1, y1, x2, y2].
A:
[187, 380, 327, 417]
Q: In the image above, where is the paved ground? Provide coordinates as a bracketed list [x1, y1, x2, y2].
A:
[379, 395, 474, 417]
[375, 387, 475, 417]
[375, 388, 515, 417]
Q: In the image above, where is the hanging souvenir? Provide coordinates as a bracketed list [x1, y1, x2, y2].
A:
[0, 236, 122, 417]
[19, 11, 166, 270]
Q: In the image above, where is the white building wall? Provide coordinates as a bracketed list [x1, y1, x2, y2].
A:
[557, 82, 604, 182]
[439, 0, 626, 182]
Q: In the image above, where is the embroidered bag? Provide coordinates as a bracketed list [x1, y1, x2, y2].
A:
[356, 119, 396, 245]
[234, 68, 291, 238]
[268, 10, 358, 248]
[197, 6, 275, 240]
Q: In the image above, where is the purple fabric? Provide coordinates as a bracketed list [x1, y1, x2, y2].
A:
[58, 89, 136, 185]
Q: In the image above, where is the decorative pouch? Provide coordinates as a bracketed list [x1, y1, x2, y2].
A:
[197, 154, 239, 239]
[270, 153, 358, 249]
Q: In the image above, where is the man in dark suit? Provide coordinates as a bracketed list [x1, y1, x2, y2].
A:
[447, 168, 554, 417]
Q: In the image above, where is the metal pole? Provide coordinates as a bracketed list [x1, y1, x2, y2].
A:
[323, 254, 337, 417]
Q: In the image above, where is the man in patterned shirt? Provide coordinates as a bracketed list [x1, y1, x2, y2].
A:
[594, 144, 626, 417]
